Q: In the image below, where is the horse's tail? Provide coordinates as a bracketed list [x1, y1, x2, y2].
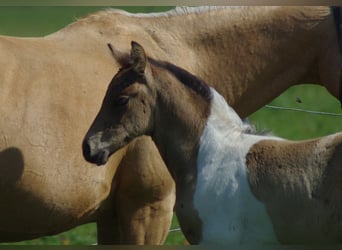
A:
[331, 6, 342, 107]
[332, 6, 342, 51]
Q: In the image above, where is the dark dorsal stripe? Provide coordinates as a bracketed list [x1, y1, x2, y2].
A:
[148, 58, 212, 101]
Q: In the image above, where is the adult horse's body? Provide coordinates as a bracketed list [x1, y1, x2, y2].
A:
[0, 16, 175, 244]
[83, 41, 342, 245]
[0, 6, 341, 244]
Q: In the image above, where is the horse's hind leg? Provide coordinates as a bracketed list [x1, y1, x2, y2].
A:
[316, 17, 342, 103]
[96, 205, 120, 244]
[111, 136, 175, 244]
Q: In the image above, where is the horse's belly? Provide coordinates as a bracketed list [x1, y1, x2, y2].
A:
[268, 204, 342, 244]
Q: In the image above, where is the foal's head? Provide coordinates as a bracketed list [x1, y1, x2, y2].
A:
[83, 41, 213, 166]
[82, 41, 158, 165]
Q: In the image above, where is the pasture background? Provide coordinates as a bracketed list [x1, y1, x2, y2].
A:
[0, 6, 341, 245]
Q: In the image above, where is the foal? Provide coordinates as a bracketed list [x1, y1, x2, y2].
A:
[83, 41, 342, 245]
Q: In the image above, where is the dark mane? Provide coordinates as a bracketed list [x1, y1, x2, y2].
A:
[148, 58, 212, 101]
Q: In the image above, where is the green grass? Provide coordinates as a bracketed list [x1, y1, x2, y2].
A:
[3, 224, 97, 245]
[3, 217, 186, 245]
[165, 216, 187, 245]
[1, 6, 341, 246]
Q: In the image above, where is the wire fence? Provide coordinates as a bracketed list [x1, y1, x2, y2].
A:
[169, 228, 182, 233]
[264, 105, 342, 117]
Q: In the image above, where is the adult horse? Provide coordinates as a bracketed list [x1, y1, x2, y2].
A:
[0, 6, 341, 244]
[83, 41, 342, 245]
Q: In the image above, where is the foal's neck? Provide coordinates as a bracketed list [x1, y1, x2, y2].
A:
[151, 73, 210, 185]
[149, 73, 213, 243]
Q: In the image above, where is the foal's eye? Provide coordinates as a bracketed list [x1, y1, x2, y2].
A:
[115, 96, 130, 106]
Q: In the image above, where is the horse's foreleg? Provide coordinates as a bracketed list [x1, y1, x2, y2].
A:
[113, 136, 175, 244]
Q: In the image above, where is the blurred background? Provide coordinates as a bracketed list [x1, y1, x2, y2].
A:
[0, 6, 341, 245]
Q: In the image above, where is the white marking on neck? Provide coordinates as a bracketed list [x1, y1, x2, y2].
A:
[194, 88, 278, 245]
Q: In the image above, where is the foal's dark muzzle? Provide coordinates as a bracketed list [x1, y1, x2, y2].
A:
[82, 139, 109, 166]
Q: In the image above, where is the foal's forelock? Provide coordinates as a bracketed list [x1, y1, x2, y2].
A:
[111, 56, 213, 103]
[109, 66, 143, 94]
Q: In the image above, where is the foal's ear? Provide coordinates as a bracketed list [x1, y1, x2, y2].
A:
[107, 43, 130, 66]
[130, 41, 146, 75]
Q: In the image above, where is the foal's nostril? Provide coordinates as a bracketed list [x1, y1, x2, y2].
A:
[82, 139, 92, 162]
